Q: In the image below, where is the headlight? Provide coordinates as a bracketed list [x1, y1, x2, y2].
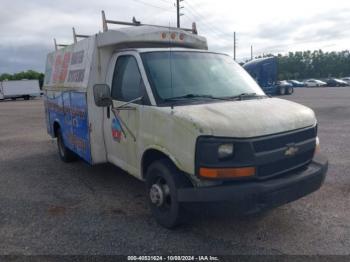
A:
[218, 143, 234, 159]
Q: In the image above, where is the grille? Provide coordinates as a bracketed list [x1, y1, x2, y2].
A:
[253, 127, 316, 153]
[258, 149, 314, 178]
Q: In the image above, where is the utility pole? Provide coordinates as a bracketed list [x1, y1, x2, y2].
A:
[233, 32, 236, 61]
[251, 45, 253, 60]
[176, 0, 184, 28]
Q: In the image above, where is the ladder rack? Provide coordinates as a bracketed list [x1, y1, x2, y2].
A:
[101, 10, 198, 35]
[53, 38, 69, 51]
[53, 10, 200, 50]
[72, 27, 89, 43]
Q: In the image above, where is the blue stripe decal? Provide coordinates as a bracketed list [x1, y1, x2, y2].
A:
[44, 91, 92, 164]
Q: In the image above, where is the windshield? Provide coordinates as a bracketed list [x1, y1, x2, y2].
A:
[141, 51, 265, 104]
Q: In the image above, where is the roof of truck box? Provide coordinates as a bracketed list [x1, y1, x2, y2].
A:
[132, 47, 219, 53]
[96, 26, 207, 50]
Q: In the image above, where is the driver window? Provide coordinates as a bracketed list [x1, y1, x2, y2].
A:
[111, 55, 145, 103]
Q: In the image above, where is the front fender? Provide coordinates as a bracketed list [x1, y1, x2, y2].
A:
[141, 145, 184, 175]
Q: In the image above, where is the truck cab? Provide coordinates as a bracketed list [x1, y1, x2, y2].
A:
[243, 57, 294, 95]
[44, 12, 328, 228]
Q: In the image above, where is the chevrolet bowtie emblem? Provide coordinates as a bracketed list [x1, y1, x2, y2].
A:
[285, 144, 299, 156]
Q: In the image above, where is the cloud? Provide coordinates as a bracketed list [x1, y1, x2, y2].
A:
[0, 44, 50, 73]
[0, 0, 349, 72]
[186, 1, 350, 59]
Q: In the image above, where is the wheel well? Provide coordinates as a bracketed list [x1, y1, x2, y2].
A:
[53, 122, 60, 138]
[142, 149, 169, 179]
[141, 149, 194, 186]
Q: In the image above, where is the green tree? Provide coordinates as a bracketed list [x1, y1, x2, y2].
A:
[275, 50, 350, 80]
[0, 70, 45, 88]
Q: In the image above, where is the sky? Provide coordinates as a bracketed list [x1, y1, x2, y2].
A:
[0, 0, 349, 73]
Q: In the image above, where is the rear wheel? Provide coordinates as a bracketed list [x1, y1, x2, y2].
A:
[57, 128, 77, 162]
[279, 86, 286, 95]
[287, 86, 294, 95]
[146, 159, 191, 228]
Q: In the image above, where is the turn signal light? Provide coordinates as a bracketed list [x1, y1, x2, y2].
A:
[199, 167, 255, 179]
[314, 136, 320, 154]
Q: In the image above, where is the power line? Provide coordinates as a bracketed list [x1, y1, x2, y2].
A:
[183, 15, 232, 53]
[184, 8, 233, 48]
[185, 1, 228, 36]
[128, 0, 233, 49]
[131, 0, 174, 13]
[184, 7, 229, 40]
[181, 1, 240, 58]
[140, 0, 185, 28]
[138, 0, 226, 34]
[185, 7, 220, 35]
[153, 0, 174, 5]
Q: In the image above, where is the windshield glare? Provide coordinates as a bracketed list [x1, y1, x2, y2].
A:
[141, 51, 265, 103]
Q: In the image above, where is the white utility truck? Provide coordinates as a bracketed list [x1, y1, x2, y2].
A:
[43, 11, 328, 228]
[0, 79, 41, 100]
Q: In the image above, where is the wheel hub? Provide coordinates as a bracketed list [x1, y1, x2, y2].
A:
[150, 183, 166, 207]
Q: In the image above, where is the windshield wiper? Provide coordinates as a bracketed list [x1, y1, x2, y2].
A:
[163, 94, 230, 102]
[225, 93, 267, 100]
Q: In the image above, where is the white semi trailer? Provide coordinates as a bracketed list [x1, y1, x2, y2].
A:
[0, 79, 41, 100]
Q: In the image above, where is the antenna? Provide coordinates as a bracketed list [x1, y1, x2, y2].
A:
[72, 27, 89, 43]
[101, 10, 196, 34]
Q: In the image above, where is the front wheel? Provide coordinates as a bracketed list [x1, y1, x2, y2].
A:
[57, 128, 77, 162]
[146, 159, 191, 228]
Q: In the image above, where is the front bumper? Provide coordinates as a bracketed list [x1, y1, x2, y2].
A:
[178, 153, 328, 212]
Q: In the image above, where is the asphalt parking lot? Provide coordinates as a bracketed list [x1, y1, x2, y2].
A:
[0, 87, 349, 255]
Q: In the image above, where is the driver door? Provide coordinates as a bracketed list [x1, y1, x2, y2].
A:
[103, 52, 150, 176]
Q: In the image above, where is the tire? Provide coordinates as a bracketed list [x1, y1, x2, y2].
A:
[287, 86, 294, 95]
[145, 159, 191, 228]
[279, 86, 286, 95]
[11, 97, 16, 101]
[57, 128, 77, 162]
[24, 96, 30, 100]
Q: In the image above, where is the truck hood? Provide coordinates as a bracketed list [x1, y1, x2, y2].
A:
[172, 98, 316, 137]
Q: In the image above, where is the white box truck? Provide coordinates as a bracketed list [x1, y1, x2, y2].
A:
[43, 11, 328, 228]
[0, 79, 41, 100]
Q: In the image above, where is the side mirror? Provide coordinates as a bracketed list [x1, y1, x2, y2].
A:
[93, 84, 112, 107]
